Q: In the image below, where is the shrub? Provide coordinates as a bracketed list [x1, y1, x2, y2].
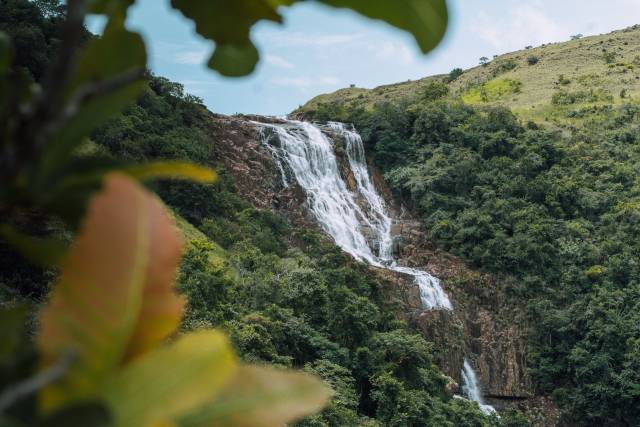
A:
[493, 59, 517, 76]
[462, 79, 522, 103]
[603, 51, 618, 64]
[527, 55, 539, 65]
[421, 81, 449, 101]
[557, 74, 571, 85]
[447, 67, 464, 82]
[551, 89, 613, 105]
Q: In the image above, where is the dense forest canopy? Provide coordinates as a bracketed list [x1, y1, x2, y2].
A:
[308, 80, 640, 425]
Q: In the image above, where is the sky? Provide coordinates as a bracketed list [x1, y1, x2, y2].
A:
[97, 0, 640, 116]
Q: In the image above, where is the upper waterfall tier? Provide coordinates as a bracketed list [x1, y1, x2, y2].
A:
[255, 119, 452, 310]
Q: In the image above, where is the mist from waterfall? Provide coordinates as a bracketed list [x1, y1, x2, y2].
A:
[461, 359, 496, 415]
[255, 119, 452, 310]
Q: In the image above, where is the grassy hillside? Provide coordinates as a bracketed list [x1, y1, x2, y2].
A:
[297, 25, 640, 126]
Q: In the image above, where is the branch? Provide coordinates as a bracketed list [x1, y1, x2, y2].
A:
[37, 0, 88, 121]
[60, 67, 146, 125]
[0, 351, 76, 412]
[6, 0, 88, 180]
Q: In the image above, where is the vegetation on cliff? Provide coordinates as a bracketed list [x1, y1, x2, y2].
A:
[305, 50, 640, 424]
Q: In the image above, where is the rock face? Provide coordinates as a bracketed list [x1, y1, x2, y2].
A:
[211, 113, 558, 426]
[209, 114, 321, 235]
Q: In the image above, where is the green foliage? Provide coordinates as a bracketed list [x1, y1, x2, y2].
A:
[526, 55, 539, 65]
[421, 81, 449, 101]
[447, 67, 464, 82]
[316, 97, 640, 425]
[492, 59, 517, 76]
[602, 50, 618, 64]
[462, 79, 522, 103]
[551, 89, 612, 105]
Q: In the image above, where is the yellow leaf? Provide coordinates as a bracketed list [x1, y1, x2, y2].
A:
[179, 365, 332, 427]
[38, 173, 185, 411]
[52, 161, 217, 194]
[124, 162, 217, 183]
[103, 330, 237, 427]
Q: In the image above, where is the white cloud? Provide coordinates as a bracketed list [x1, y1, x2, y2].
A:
[373, 41, 418, 65]
[268, 32, 363, 48]
[472, 5, 566, 52]
[265, 54, 295, 69]
[271, 76, 340, 88]
[173, 50, 209, 65]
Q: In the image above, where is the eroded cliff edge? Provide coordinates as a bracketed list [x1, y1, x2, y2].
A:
[208, 113, 559, 426]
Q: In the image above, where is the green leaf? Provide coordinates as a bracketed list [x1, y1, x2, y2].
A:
[0, 225, 68, 267]
[103, 330, 237, 427]
[208, 43, 259, 77]
[87, 0, 136, 17]
[50, 161, 216, 195]
[169, 0, 447, 77]
[179, 365, 332, 427]
[38, 173, 185, 412]
[318, 0, 448, 54]
[169, 0, 288, 77]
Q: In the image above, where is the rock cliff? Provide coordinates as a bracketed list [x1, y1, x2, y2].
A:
[209, 113, 559, 426]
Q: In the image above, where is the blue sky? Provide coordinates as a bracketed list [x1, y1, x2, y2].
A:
[103, 0, 640, 115]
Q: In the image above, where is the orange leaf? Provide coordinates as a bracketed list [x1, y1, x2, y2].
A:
[38, 173, 185, 411]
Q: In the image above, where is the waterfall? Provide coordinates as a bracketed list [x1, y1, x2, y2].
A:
[255, 119, 452, 310]
[461, 359, 496, 415]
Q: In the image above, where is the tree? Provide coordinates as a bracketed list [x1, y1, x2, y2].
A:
[448, 67, 464, 82]
[479, 56, 489, 66]
[570, 33, 583, 40]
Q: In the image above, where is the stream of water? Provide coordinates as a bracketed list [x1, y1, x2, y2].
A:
[255, 118, 501, 412]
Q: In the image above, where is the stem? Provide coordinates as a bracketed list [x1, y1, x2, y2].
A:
[60, 67, 146, 125]
[0, 351, 76, 412]
[8, 0, 88, 180]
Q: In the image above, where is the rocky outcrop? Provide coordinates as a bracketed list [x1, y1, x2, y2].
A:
[209, 114, 320, 235]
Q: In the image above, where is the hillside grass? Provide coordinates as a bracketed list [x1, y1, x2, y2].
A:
[296, 25, 640, 126]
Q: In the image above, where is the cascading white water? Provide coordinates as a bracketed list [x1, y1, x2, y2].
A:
[327, 122, 393, 262]
[461, 359, 496, 415]
[255, 119, 452, 310]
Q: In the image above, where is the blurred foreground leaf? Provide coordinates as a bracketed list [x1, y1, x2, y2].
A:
[180, 365, 332, 427]
[124, 161, 217, 183]
[103, 331, 236, 427]
[38, 173, 184, 412]
[169, 0, 448, 77]
[319, 0, 448, 54]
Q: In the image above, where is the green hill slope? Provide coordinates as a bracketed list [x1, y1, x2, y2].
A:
[297, 25, 640, 126]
